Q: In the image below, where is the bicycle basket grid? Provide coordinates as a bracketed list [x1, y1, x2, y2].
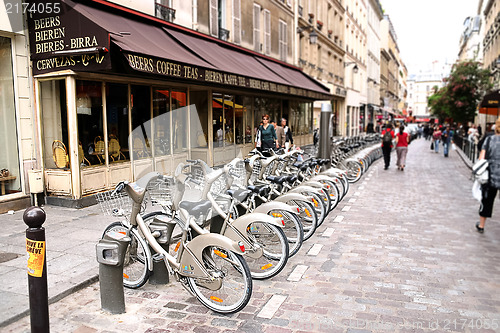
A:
[262, 160, 275, 178]
[249, 159, 262, 183]
[231, 160, 247, 187]
[209, 171, 228, 197]
[95, 190, 132, 217]
[147, 176, 176, 207]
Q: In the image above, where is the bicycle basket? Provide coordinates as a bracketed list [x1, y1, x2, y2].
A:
[209, 171, 228, 197]
[147, 176, 176, 207]
[95, 190, 132, 217]
[249, 159, 262, 184]
[230, 159, 247, 187]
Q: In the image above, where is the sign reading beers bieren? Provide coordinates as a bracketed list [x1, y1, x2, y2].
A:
[27, 0, 111, 74]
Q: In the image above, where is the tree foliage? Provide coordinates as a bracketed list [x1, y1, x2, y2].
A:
[427, 61, 492, 124]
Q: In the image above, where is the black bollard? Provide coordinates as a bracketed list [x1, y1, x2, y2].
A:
[24, 206, 49, 333]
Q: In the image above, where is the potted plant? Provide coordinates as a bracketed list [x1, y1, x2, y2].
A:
[308, 13, 314, 24]
[328, 29, 333, 38]
[317, 20, 323, 30]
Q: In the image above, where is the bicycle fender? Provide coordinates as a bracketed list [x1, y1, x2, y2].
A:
[289, 185, 323, 195]
[275, 192, 311, 203]
[253, 201, 298, 215]
[301, 180, 325, 189]
[180, 233, 243, 280]
[223, 213, 283, 259]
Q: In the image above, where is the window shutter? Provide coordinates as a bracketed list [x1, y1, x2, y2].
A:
[283, 21, 287, 61]
[233, 0, 241, 44]
[210, 0, 218, 37]
[264, 10, 271, 55]
[253, 4, 261, 51]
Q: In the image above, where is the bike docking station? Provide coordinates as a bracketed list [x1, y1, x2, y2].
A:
[96, 230, 131, 314]
[24, 206, 49, 333]
[148, 215, 177, 285]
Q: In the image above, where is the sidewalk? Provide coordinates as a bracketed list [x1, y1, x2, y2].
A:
[2, 138, 500, 332]
[0, 203, 116, 327]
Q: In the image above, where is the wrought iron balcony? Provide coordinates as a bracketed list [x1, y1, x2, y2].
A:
[155, 3, 176, 23]
[298, 5, 303, 17]
[219, 27, 230, 41]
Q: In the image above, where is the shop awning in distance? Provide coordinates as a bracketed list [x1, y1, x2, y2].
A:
[28, 0, 332, 100]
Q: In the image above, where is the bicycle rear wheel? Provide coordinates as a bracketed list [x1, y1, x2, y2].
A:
[102, 222, 151, 289]
[187, 247, 252, 314]
[243, 222, 289, 279]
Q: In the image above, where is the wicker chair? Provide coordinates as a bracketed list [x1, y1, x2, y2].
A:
[108, 134, 126, 162]
[79, 141, 91, 166]
[94, 136, 106, 164]
[52, 140, 69, 169]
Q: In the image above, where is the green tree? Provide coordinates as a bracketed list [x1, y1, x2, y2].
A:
[436, 61, 492, 124]
[427, 85, 449, 123]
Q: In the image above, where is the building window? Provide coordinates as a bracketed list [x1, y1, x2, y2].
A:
[279, 20, 287, 61]
[131, 85, 152, 159]
[263, 9, 271, 55]
[106, 83, 130, 164]
[210, 0, 219, 37]
[0, 36, 21, 195]
[253, 4, 261, 52]
[232, 0, 241, 44]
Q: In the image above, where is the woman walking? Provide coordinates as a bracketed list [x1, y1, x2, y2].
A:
[476, 118, 500, 233]
[258, 114, 278, 151]
[433, 126, 442, 153]
[395, 125, 409, 171]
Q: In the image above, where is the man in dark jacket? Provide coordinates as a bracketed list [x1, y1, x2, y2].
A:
[381, 124, 395, 170]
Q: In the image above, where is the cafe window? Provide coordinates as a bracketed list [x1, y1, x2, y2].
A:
[234, 95, 252, 144]
[0, 36, 21, 195]
[153, 88, 171, 156]
[171, 90, 188, 154]
[106, 83, 130, 163]
[213, 93, 224, 147]
[254, 97, 281, 130]
[40, 79, 68, 169]
[190, 90, 209, 148]
[131, 85, 152, 159]
[76, 80, 104, 166]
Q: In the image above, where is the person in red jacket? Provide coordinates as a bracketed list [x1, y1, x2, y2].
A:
[395, 125, 410, 171]
[381, 124, 395, 170]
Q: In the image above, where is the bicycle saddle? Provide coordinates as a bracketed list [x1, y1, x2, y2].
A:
[266, 175, 287, 185]
[226, 188, 251, 202]
[179, 200, 212, 218]
[247, 185, 270, 197]
[286, 175, 298, 183]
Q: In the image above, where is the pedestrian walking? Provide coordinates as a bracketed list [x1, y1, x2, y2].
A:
[381, 124, 395, 170]
[259, 115, 278, 151]
[442, 125, 453, 157]
[275, 119, 286, 148]
[281, 118, 293, 150]
[395, 125, 409, 171]
[476, 118, 500, 233]
[433, 126, 442, 153]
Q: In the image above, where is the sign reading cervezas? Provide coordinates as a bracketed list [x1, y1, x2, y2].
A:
[28, 1, 110, 74]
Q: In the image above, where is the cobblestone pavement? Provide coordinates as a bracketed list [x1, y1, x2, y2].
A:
[4, 138, 500, 333]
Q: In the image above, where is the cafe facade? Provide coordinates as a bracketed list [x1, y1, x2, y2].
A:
[28, 0, 332, 206]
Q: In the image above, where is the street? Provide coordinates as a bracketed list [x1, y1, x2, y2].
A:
[3, 138, 500, 333]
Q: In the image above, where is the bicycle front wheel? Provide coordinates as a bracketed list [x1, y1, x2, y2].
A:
[102, 222, 151, 289]
[289, 200, 318, 241]
[270, 210, 304, 257]
[244, 222, 289, 280]
[187, 247, 252, 314]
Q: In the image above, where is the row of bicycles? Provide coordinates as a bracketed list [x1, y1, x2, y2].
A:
[96, 134, 382, 314]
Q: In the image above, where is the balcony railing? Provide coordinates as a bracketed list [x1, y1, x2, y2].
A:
[155, 3, 176, 23]
[298, 5, 303, 17]
[219, 27, 230, 41]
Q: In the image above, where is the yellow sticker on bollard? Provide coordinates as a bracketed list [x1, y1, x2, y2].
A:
[26, 238, 45, 277]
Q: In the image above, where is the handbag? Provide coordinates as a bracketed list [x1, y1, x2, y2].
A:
[430, 141, 434, 150]
[472, 159, 489, 185]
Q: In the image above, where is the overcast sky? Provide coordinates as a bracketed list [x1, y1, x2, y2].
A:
[380, 0, 480, 75]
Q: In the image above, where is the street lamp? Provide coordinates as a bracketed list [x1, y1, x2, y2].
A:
[344, 62, 359, 73]
[297, 26, 318, 44]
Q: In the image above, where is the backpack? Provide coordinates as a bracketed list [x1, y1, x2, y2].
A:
[382, 130, 392, 146]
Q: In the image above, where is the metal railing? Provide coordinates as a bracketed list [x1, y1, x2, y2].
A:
[155, 3, 176, 23]
[454, 136, 478, 163]
[219, 27, 230, 41]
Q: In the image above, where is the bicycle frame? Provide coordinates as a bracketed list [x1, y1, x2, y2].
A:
[125, 172, 245, 281]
